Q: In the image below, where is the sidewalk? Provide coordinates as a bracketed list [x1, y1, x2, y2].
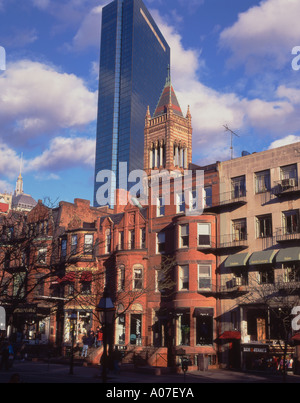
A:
[0, 360, 300, 384]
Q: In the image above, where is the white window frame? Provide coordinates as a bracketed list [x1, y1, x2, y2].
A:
[197, 223, 211, 247]
[198, 264, 212, 290]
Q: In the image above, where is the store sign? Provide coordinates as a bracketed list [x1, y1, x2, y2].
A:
[0, 306, 6, 330]
[243, 346, 268, 353]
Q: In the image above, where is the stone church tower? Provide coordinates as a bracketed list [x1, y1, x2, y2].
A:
[144, 71, 192, 175]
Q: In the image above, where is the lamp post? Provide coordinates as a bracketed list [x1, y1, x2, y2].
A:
[96, 287, 115, 383]
[68, 311, 77, 375]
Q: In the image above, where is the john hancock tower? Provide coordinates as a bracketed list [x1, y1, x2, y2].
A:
[94, 0, 170, 207]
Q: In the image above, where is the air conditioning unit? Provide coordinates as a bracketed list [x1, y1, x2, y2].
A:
[282, 178, 296, 188]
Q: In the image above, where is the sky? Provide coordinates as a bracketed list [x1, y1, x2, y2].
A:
[0, 0, 300, 205]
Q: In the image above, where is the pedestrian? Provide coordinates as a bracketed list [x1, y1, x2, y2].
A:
[0, 341, 10, 371]
[96, 327, 103, 347]
[113, 347, 121, 375]
[88, 330, 95, 348]
[81, 334, 89, 358]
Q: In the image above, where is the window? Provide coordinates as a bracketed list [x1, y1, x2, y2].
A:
[256, 215, 272, 238]
[81, 281, 91, 295]
[255, 170, 271, 194]
[155, 270, 165, 292]
[281, 164, 298, 185]
[157, 232, 166, 254]
[198, 223, 211, 247]
[196, 313, 213, 346]
[179, 224, 189, 248]
[71, 235, 77, 255]
[61, 239, 67, 259]
[284, 263, 300, 283]
[198, 265, 211, 290]
[157, 197, 165, 217]
[37, 248, 47, 264]
[105, 229, 111, 254]
[177, 311, 190, 346]
[179, 265, 189, 290]
[204, 186, 212, 207]
[176, 192, 185, 214]
[130, 314, 142, 345]
[118, 265, 125, 291]
[140, 228, 146, 249]
[13, 272, 26, 298]
[118, 231, 124, 250]
[35, 275, 44, 296]
[84, 234, 93, 254]
[283, 210, 299, 234]
[133, 267, 143, 290]
[259, 268, 274, 284]
[129, 230, 135, 249]
[232, 218, 247, 241]
[231, 175, 246, 198]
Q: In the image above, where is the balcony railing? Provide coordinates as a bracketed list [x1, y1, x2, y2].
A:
[197, 234, 248, 252]
[273, 178, 300, 197]
[204, 189, 247, 211]
[276, 227, 300, 243]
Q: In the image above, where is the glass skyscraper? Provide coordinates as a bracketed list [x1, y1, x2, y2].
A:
[94, 0, 170, 207]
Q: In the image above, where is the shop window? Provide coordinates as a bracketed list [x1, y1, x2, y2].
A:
[130, 314, 142, 345]
[196, 314, 213, 346]
[177, 311, 190, 346]
[115, 313, 126, 345]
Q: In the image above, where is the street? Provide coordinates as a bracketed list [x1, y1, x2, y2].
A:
[0, 360, 299, 384]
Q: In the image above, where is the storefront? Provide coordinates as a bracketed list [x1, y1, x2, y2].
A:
[242, 343, 269, 370]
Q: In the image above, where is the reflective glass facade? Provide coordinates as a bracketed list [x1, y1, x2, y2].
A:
[94, 0, 170, 206]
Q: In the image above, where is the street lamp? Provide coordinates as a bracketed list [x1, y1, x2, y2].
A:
[68, 310, 77, 375]
[96, 287, 115, 383]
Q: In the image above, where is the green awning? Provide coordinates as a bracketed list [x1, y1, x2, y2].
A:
[224, 252, 250, 268]
[249, 250, 277, 266]
[276, 247, 300, 263]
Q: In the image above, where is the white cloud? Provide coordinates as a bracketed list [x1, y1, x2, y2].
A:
[268, 135, 300, 150]
[0, 60, 97, 144]
[70, 5, 104, 51]
[219, 0, 300, 72]
[151, 7, 300, 164]
[26, 136, 96, 173]
[0, 140, 22, 179]
[0, 179, 14, 194]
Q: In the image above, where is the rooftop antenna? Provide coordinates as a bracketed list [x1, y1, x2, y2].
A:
[223, 124, 240, 160]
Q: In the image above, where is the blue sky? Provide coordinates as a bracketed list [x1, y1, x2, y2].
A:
[0, 0, 300, 205]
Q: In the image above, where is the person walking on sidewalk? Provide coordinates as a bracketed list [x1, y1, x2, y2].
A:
[81, 334, 89, 358]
